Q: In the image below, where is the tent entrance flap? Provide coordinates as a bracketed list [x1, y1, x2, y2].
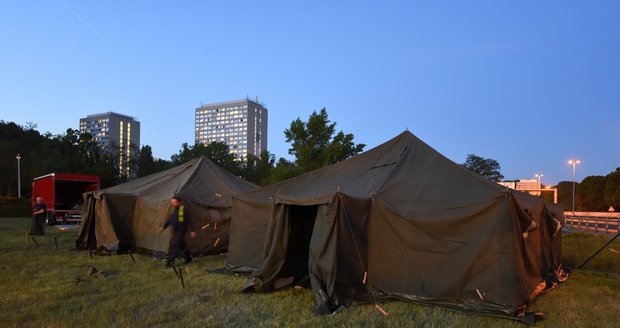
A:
[309, 195, 371, 306]
[273, 205, 318, 289]
[333, 197, 369, 303]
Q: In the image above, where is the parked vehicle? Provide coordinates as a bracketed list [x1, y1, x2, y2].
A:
[32, 173, 100, 224]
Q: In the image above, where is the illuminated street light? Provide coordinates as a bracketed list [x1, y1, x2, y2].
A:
[568, 160, 581, 213]
[534, 174, 544, 186]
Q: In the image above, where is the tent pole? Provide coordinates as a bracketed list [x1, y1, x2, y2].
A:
[171, 262, 185, 288]
[577, 231, 620, 269]
[179, 268, 185, 288]
[340, 196, 382, 313]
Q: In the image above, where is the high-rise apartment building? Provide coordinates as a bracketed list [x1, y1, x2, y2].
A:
[195, 98, 268, 159]
[79, 112, 140, 176]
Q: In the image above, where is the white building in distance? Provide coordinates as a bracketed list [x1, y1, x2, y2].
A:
[195, 98, 268, 159]
[79, 112, 140, 176]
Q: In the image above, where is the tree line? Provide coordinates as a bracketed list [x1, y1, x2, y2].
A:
[555, 170, 620, 212]
[0, 108, 365, 198]
[460, 153, 620, 212]
[2, 111, 618, 212]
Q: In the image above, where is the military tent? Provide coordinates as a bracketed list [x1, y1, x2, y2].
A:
[76, 156, 257, 255]
[227, 131, 565, 322]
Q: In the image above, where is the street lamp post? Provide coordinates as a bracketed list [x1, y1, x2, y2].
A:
[16, 154, 21, 198]
[568, 160, 580, 213]
[535, 174, 544, 187]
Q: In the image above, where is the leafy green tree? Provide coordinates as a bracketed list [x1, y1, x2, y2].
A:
[200, 142, 241, 175]
[0, 122, 109, 195]
[556, 181, 579, 211]
[284, 108, 365, 173]
[271, 157, 303, 183]
[0, 121, 43, 196]
[604, 168, 620, 210]
[540, 185, 556, 204]
[244, 150, 276, 186]
[171, 143, 194, 165]
[0, 120, 159, 194]
[78, 132, 102, 168]
[95, 140, 123, 186]
[136, 145, 172, 178]
[56, 128, 85, 172]
[95, 146, 123, 188]
[578, 176, 607, 211]
[172, 142, 242, 176]
[461, 154, 504, 181]
[136, 145, 156, 178]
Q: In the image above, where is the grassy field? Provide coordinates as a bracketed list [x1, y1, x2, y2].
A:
[1, 217, 619, 328]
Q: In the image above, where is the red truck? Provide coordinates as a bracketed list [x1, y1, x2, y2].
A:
[32, 173, 100, 225]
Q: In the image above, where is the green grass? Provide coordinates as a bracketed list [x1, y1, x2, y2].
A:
[1, 217, 619, 327]
[562, 232, 620, 273]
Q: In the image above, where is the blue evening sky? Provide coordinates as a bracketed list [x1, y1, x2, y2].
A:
[1, 1, 619, 185]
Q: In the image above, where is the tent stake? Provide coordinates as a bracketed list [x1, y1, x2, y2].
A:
[179, 266, 185, 289]
[375, 304, 389, 316]
[476, 289, 485, 301]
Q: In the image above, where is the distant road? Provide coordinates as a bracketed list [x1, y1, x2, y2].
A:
[564, 212, 620, 234]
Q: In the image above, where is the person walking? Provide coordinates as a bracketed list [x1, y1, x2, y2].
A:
[29, 197, 47, 236]
[159, 196, 196, 268]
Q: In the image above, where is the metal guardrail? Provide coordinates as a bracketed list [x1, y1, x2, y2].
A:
[564, 212, 620, 234]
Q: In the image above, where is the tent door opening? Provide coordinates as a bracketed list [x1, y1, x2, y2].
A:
[273, 204, 319, 289]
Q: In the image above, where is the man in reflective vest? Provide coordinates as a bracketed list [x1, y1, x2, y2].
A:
[159, 196, 197, 268]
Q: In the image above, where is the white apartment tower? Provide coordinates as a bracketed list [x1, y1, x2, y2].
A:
[195, 99, 268, 159]
[79, 112, 140, 176]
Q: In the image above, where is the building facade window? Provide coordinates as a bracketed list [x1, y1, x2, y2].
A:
[195, 99, 267, 160]
[79, 112, 140, 177]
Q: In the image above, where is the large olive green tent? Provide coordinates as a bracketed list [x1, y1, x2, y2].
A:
[76, 156, 257, 255]
[227, 131, 565, 322]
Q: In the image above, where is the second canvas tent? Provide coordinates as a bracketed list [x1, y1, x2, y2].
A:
[77, 156, 258, 255]
[227, 131, 564, 322]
